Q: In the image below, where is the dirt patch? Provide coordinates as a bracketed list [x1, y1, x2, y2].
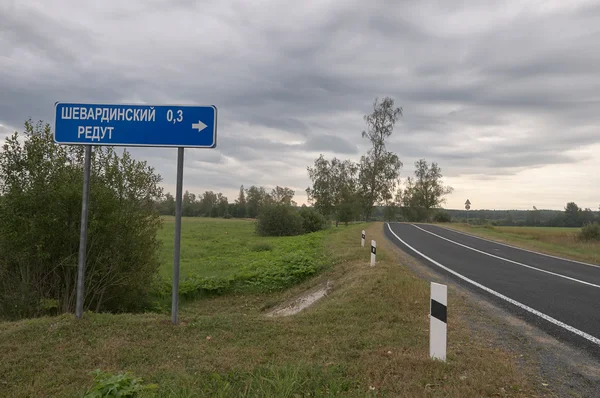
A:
[265, 280, 332, 317]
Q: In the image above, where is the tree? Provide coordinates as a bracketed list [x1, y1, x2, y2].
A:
[182, 190, 197, 217]
[581, 207, 596, 226]
[357, 97, 403, 219]
[246, 186, 270, 218]
[271, 186, 296, 206]
[526, 206, 540, 226]
[235, 185, 247, 218]
[306, 155, 337, 217]
[216, 193, 228, 217]
[157, 192, 175, 216]
[306, 155, 360, 225]
[401, 159, 453, 221]
[199, 191, 218, 216]
[383, 186, 403, 222]
[564, 202, 581, 227]
[0, 120, 163, 320]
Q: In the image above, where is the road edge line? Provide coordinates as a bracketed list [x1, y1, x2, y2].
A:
[431, 224, 600, 269]
[411, 224, 600, 289]
[385, 223, 600, 347]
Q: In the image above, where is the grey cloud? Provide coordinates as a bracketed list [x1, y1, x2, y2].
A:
[303, 134, 358, 154]
[0, 6, 85, 65]
[242, 115, 310, 135]
[1, 0, 600, 206]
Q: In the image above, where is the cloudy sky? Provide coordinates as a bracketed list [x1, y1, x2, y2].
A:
[1, 0, 599, 210]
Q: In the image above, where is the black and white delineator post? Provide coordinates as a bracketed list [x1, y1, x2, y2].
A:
[361, 230, 366, 247]
[370, 240, 376, 266]
[430, 282, 447, 361]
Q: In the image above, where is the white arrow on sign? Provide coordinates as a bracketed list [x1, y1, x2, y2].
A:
[191, 121, 207, 132]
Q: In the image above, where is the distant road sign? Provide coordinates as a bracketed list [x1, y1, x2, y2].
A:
[54, 103, 217, 148]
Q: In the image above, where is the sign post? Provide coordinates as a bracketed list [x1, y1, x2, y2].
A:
[54, 102, 217, 324]
[75, 145, 92, 319]
[171, 147, 185, 324]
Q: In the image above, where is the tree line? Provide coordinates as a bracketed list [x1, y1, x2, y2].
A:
[306, 97, 453, 224]
[450, 202, 599, 227]
[155, 185, 296, 219]
[155, 97, 455, 225]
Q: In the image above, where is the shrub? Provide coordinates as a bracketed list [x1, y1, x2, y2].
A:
[255, 204, 304, 236]
[84, 369, 158, 397]
[250, 242, 273, 252]
[299, 207, 328, 233]
[433, 211, 452, 223]
[0, 120, 163, 320]
[579, 223, 600, 242]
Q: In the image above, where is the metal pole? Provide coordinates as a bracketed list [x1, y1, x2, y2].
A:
[76, 145, 92, 319]
[171, 147, 184, 324]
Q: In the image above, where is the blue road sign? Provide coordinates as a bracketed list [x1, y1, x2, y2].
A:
[54, 102, 217, 148]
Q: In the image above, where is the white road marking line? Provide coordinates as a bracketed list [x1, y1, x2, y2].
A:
[385, 223, 600, 347]
[411, 224, 600, 289]
[429, 224, 600, 269]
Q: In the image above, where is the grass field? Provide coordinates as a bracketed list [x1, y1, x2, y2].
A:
[0, 220, 549, 397]
[443, 224, 600, 265]
[156, 217, 336, 297]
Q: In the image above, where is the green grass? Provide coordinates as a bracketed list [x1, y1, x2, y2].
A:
[156, 217, 335, 298]
[444, 223, 600, 265]
[0, 222, 545, 397]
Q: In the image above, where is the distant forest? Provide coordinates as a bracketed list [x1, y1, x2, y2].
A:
[441, 203, 599, 228]
[155, 189, 599, 229]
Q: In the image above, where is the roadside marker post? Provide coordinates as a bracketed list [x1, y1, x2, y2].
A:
[54, 102, 218, 324]
[370, 240, 376, 266]
[361, 230, 365, 247]
[430, 282, 447, 361]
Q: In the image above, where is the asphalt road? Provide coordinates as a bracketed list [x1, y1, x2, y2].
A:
[385, 222, 600, 356]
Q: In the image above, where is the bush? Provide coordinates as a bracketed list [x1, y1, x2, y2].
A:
[250, 242, 273, 252]
[579, 223, 600, 242]
[433, 211, 452, 223]
[299, 207, 328, 233]
[0, 120, 163, 320]
[256, 204, 304, 236]
[84, 369, 158, 397]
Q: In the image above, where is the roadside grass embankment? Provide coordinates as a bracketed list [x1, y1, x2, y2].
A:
[155, 217, 333, 300]
[0, 221, 547, 397]
[442, 223, 600, 265]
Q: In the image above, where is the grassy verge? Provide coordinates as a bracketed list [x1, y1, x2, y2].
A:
[0, 222, 546, 397]
[442, 223, 600, 265]
[156, 217, 336, 298]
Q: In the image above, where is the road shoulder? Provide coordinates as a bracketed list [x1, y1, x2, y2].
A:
[382, 223, 600, 398]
